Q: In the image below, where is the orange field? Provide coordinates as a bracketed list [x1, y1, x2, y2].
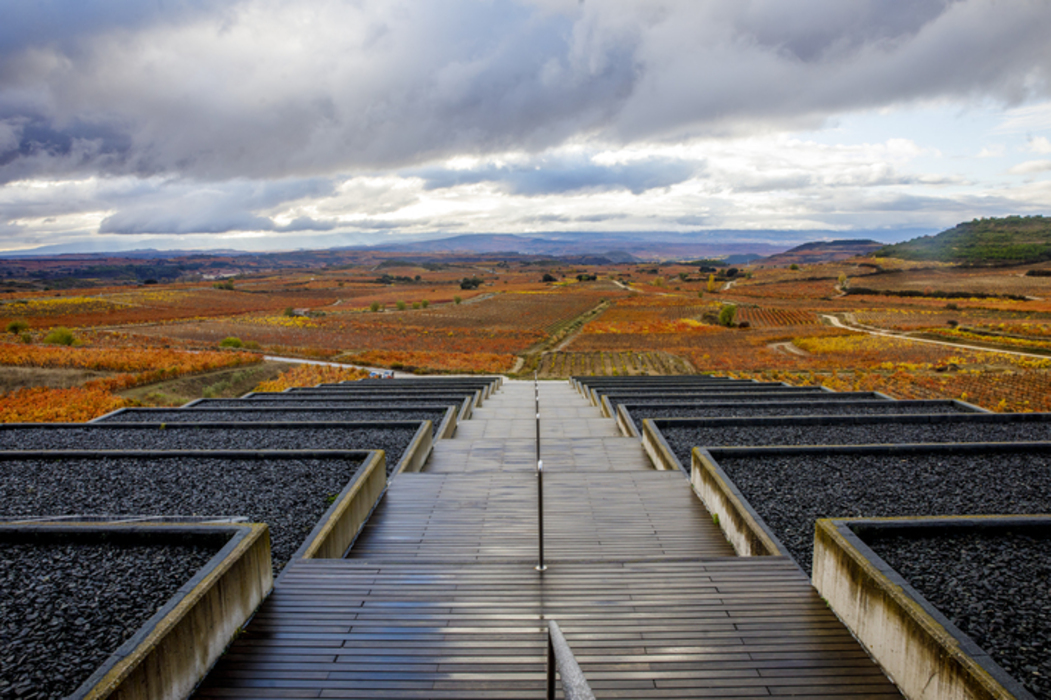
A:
[4, 256, 1051, 415]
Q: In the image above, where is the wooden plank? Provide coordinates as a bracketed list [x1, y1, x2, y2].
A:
[193, 381, 901, 700]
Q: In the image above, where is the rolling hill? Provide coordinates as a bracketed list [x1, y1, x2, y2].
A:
[876, 216, 1051, 264]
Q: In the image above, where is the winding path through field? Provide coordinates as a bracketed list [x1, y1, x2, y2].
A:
[819, 314, 1051, 361]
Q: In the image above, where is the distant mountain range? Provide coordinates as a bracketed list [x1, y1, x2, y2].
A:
[0, 228, 934, 261]
[756, 239, 884, 266]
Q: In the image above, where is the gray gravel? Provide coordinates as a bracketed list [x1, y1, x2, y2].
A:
[662, 421, 1051, 467]
[867, 530, 1051, 700]
[606, 391, 861, 410]
[0, 540, 218, 700]
[626, 401, 969, 422]
[0, 455, 363, 575]
[98, 408, 448, 435]
[0, 426, 418, 476]
[714, 450, 1051, 576]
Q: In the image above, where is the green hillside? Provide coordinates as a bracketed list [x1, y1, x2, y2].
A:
[877, 215, 1051, 264]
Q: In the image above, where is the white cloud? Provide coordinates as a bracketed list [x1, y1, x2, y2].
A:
[1008, 159, 1051, 175]
[1030, 136, 1051, 154]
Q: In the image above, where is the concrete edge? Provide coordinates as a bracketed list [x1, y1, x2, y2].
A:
[643, 412, 1051, 429]
[615, 403, 639, 438]
[457, 396, 473, 422]
[395, 421, 434, 475]
[640, 419, 683, 473]
[288, 450, 387, 564]
[23, 522, 274, 700]
[689, 447, 783, 557]
[704, 441, 1051, 458]
[616, 399, 973, 414]
[813, 516, 1042, 700]
[436, 406, 458, 439]
[600, 394, 614, 419]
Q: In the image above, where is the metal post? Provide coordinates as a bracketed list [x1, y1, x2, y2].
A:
[535, 370, 546, 572]
[536, 458, 545, 572]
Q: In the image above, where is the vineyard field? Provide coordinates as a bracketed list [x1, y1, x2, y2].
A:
[4, 254, 1051, 414]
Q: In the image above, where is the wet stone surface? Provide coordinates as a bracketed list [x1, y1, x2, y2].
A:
[0, 540, 218, 700]
[867, 531, 1051, 700]
[0, 455, 363, 575]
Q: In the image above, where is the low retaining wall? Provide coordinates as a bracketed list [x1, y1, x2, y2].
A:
[0, 523, 273, 700]
[813, 516, 1044, 700]
[640, 419, 681, 472]
[396, 421, 433, 474]
[689, 447, 783, 557]
[288, 450, 387, 564]
[615, 403, 638, 437]
[436, 406, 457, 439]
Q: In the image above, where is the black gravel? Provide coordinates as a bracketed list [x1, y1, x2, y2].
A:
[866, 530, 1051, 700]
[0, 456, 363, 575]
[195, 398, 466, 408]
[714, 450, 1051, 576]
[626, 401, 969, 422]
[97, 409, 448, 435]
[0, 540, 218, 700]
[0, 426, 418, 476]
[661, 421, 1051, 468]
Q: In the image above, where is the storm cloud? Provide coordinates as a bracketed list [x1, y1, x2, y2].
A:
[1, 0, 1050, 245]
[2, 0, 1049, 183]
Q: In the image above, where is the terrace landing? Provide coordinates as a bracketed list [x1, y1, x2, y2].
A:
[194, 381, 902, 699]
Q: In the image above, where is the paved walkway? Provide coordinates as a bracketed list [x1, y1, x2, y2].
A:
[195, 380, 902, 699]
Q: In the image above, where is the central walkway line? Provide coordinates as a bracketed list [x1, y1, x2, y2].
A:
[195, 380, 902, 699]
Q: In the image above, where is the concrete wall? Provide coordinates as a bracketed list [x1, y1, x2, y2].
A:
[69, 523, 272, 700]
[397, 421, 434, 474]
[640, 419, 680, 472]
[689, 448, 782, 557]
[813, 517, 1039, 700]
[291, 450, 387, 562]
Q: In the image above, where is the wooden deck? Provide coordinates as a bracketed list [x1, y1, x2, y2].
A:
[194, 381, 902, 699]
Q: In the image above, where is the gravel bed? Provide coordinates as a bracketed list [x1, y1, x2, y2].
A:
[97, 409, 448, 435]
[661, 421, 1051, 468]
[606, 391, 844, 410]
[714, 450, 1051, 576]
[0, 456, 363, 575]
[201, 397, 468, 407]
[866, 530, 1051, 700]
[1, 539, 218, 700]
[0, 426, 418, 476]
[626, 402, 967, 422]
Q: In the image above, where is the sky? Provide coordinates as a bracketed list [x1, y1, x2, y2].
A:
[1, 0, 1050, 254]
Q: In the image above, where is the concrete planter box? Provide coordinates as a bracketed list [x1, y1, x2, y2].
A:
[394, 421, 434, 474]
[814, 516, 1046, 700]
[615, 403, 639, 437]
[689, 447, 784, 557]
[639, 418, 682, 472]
[288, 449, 387, 564]
[0, 522, 271, 700]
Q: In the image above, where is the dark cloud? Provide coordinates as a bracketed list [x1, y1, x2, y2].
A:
[414, 155, 699, 195]
[0, 0, 1045, 182]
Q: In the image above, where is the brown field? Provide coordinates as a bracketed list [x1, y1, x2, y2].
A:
[6, 255, 1051, 416]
